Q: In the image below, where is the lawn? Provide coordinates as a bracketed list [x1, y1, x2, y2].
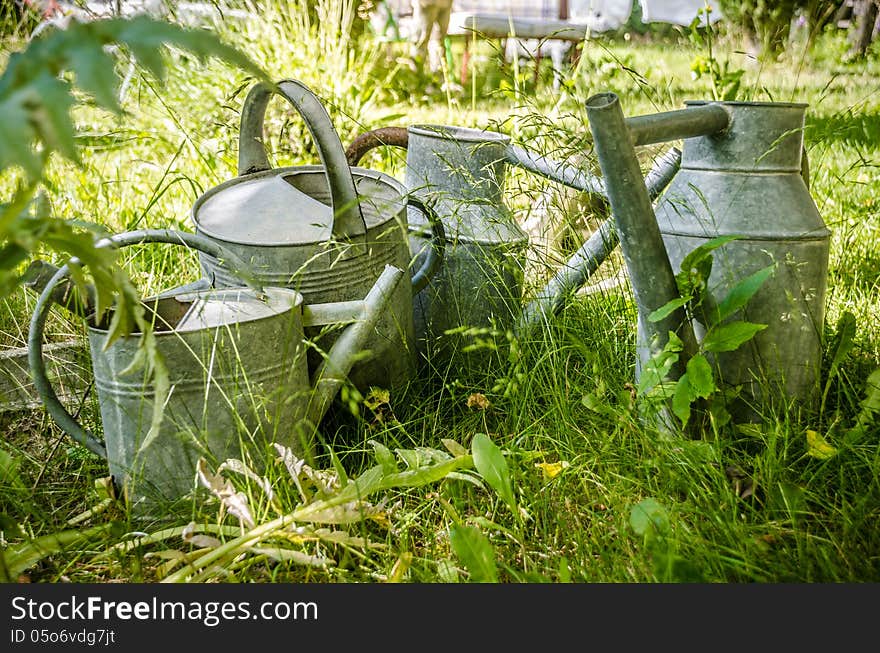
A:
[0, 1, 878, 584]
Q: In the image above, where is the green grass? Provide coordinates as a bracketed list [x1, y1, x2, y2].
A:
[1, 2, 879, 583]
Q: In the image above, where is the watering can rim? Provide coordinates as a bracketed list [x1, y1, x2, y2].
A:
[408, 124, 511, 144]
[684, 99, 808, 109]
[86, 286, 304, 337]
[191, 164, 408, 248]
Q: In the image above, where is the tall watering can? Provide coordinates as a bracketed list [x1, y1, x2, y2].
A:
[190, 80, 444, 397]
[584, 94, 830, 421]
[28, 229, 405, 512]
[345, 124, 681, 375]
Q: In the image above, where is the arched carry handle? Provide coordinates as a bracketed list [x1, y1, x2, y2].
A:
[344, 129, 445, 294]
[407, 195, 445, 295]
[239, 79, 366, 240]
[27, 229, 260, 461]
[345, 126, 409, 166]
[346, 125, 609, 197]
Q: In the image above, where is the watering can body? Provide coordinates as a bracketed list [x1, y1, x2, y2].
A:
[651, 101, 830, 417]
[405, 125, 530, 372]
[88, 286, 311, 508]
[28, 229, 404, 514]
[345, 124, 682, 377]
[192, 80, 443, 396]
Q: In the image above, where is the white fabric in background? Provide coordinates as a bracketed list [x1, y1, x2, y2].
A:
[638, 0, 724, 26]
[568, 0, 634, 32]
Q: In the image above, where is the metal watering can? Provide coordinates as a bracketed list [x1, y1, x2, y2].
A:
[345, 124, 681, 373]
[190, 79, 444, 396]
[584, 93, 829, 421]
[28, 229, 404, 512]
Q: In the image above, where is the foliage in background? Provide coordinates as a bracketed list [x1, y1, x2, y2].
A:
[638, 236, 773, 430]
[715, 0, 841, 56]
[0, 14, 267, 307]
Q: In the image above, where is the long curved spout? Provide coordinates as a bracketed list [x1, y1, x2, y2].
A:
[305, 265, 404, 428]
[516, 146, 682, 338]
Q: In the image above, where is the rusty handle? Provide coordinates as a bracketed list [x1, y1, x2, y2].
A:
[238, 79, 366, 240]
[345, 126, 409, 166]
[345, 127, 446, 295]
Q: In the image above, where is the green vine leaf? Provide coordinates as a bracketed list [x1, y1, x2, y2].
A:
[449, 524, 498, 583]
[471, 433, 516, 514]
[711, 264, 775, 325]
[702, 321, 768, 353]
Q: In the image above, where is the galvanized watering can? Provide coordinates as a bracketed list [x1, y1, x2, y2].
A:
[190, 79, 444, 396]
[28, 229, 404, 512]
[345, 124, 681, 373]
[584, 94, 829, 421]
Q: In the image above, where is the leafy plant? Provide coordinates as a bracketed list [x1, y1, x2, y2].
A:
[154, 440, 476, 582]
[638, 236, 774, 430]
[0, 15, 268, 307]
[448, 524, 498, 583]
[629, 498, 703, 582]
[688, 7, 746, 101]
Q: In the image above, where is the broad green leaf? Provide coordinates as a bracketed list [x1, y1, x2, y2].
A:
[637, 346, 679, 394]
[829, 311, 857, 373]
[441, 438, 468, 457]
[685, 354, 716, 398]
[629, 498, 670, 538]
[29, 74, 79, 164]
[370, 440, 398, 474]
[648, 296, 689, 323]
[805, 429, 838, 460]
[712, 265, 775, 325]
[69, 41, 122, 113]
[666, 330, 685, 353]
[472, 433, 516, 513]
[0, 95, 41, 177]
[0, 446, 24, 490]
[701, 321, 767, 353]
[376, 455, 473, 491]
[672, 374, 695, 426]
[396, 448, 420, 469]
[676, 235, 741, 295]
[448, 524, 498, 583]
[675, 235, 744, 299]
[679, 235, 742, 272]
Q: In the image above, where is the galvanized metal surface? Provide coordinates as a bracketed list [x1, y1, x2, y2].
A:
[585, 93, 698, 382]
[28, 229, 404, 511]
[345, 122, 682, 373]
[192, 80, 444, 395]
[653, 100, 829, 417]
[516, 146, 682, 337]
[626, 103, 731, 147]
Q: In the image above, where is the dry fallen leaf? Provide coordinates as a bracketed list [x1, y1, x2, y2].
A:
[466, 392, 491, 410]
[196, 458, 255, 529]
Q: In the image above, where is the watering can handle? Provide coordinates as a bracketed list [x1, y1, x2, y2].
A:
[345, 126, 609, 197]
[407, 195, 445, 295]
[238, 79, 367, 240]
[27, 229, 261, 461]
[343, 129, 446, 295]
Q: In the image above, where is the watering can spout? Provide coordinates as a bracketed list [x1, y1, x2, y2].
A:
[305, 264, 405, 428]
